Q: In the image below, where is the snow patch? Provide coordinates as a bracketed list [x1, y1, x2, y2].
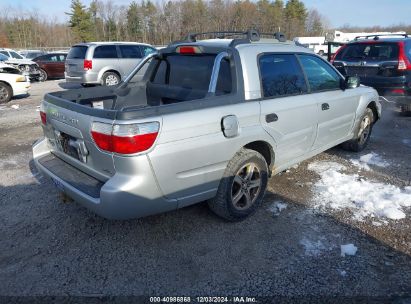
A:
[341, 244, 358, 257]
[10, 104, 19, 110]
[308, 161, 411, 221]
[267, 200, 288, 215]
[300, 237, 328, 257]
[350, 152, 389, 170]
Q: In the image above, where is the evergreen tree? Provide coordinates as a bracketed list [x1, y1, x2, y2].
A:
[66, 0, 94, 42]
[127, 1, 142, 41]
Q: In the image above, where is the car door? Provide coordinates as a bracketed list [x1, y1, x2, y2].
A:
[298, 54, 360, 150]
[258, 53, 319, 166]
[44, 54, 61, 77]
[55, 54, 66, 77]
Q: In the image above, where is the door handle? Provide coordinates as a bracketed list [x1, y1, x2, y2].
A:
[265, 113, 278, 123]
[321, 103, 330, 111]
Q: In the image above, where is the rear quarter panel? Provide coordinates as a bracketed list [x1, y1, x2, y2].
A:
[147, 100, 275, 205]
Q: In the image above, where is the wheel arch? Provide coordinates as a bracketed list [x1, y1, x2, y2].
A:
[244, 140, 275, 176]
[0, 80, 13, 94]
[367, 101, 380, 122]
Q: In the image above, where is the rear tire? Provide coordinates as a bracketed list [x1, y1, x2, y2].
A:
[341, 108, 374, 152]
[0, 82, 12, 104]
[208, 148, 268, 221]
[38, 69, 47, 82]
[102, 72, 120, 86]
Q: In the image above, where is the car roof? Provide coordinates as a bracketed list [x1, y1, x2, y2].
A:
[169, 38, 310, 54]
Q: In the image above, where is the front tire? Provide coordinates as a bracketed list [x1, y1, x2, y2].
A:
[102, 72, 120, 86]
[342, 108, 374, 152]
[0, 82, 12, 104]
[38, 69, 47, 82]
[208, 148, 268, 221]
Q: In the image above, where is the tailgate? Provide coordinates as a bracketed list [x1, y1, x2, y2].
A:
[41, 99, 116, 181]
[65, 45, 89, 77]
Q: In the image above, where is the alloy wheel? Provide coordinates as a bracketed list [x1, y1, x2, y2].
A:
[0, 86, 9, 103]
[231, 162, 262, 210]
[358, 115, 371, 145]
[105, 75, 119, 86]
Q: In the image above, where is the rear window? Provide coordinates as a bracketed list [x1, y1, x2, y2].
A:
[93, 45, 118, 59]
[336, 43, 399, 61]
[67, 46, 88, 59]
[152, 54, 232, 93]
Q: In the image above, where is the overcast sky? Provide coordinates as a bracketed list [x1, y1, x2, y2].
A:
[0, 0, 409, 28]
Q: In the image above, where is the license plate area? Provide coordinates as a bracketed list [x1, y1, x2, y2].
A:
[53, 131, 88, 163]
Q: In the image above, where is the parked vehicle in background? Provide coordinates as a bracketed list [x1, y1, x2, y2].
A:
[0, 62, 30, 103]
[65, 42, 157, 86]
[19, 50, 47, 59]
[33, 30, 381, 221]
[0, 48, 41, 81]
[332, 34, 411, 113]
[293, 36, 340, 55]
[328, 30, 407, 43]
[33, 52, 67, 81]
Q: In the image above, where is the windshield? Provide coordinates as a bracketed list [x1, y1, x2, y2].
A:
[336, 42, 399, 61]
[67, 46, 88, 59]
[0, 53, 7, 61]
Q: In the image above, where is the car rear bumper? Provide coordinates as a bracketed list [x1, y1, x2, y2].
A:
[65, 72, 100, 85]
[32, 138, 177, 219]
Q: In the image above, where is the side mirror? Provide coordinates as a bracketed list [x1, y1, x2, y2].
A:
[345, 76, 360, 89]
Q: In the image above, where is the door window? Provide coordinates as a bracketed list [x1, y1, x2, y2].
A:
[259, 54, 307, 98]
[298, 55, 341, 92]
[119, 45, 142, 58]
[93, 45, 118, 59]
[10, 51, 23, 59]
[0, 51, 9, 58]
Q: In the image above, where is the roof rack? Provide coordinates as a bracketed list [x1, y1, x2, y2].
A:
[354, 33, 409, 41]
[169, 30, 287, 47]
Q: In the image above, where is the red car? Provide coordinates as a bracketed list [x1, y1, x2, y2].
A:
[33, 52, 67, 81]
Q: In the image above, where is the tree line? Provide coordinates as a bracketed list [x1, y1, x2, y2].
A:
[0, 0, 410, 49]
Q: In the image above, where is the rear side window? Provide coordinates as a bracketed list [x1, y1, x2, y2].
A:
[336, 43, 399, 61]
[67, 46, 88, 59]
[259, 54, 307, 98]
[119, 45, 142, 58]
[299, 55, 341, 92]
[93, 45, 118, 59]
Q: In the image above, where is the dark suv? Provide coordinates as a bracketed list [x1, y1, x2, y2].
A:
[331, 34, 411, 112]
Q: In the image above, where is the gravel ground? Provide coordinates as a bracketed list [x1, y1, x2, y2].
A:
[0, 81, 410, 301]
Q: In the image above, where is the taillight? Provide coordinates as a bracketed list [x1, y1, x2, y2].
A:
[91, 121, 159, 154]
[398, 42, 411, 71]
[83, 60, 92, 70]
[176, 46, 201, 54]
[40, 111, 47, 125]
